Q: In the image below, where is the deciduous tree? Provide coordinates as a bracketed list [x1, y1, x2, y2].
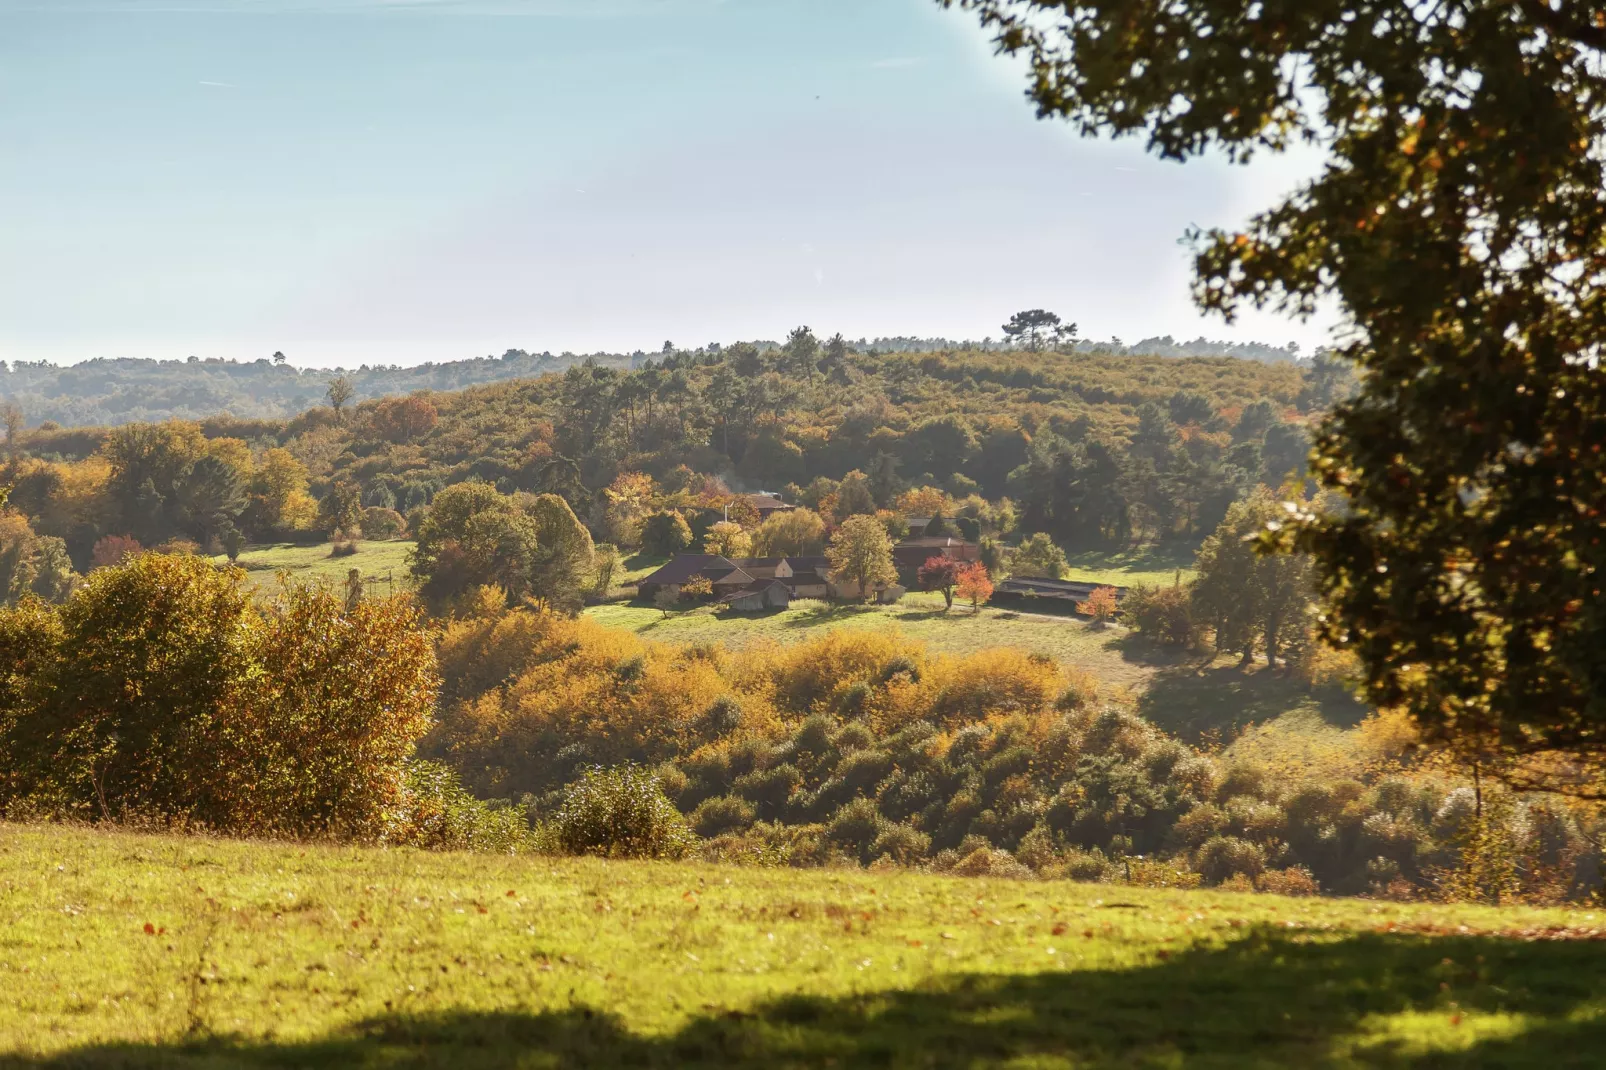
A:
[1012, 532, 1068, 580]
[1078, 586, 1119, 629]
[703, 520, 752, 560]
[955, 562, 994, 614]
[753, 507, 826, 557]
[827, 515, 898, 602]
[325, 375, 356, 421]
[939, 0, 1606, 785]
[918, 555, 960, 611]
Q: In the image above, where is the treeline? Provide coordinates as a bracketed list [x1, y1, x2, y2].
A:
[0, 338, 1354, 582]
[0, 335, 1315, 430]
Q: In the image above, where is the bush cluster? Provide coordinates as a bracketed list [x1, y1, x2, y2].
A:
[429, 604, 1606, 899]
[0, 553, 440, 840]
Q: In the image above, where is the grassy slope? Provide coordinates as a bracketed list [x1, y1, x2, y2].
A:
[213, 541, 416, 595]
[588, 593, 1159, 692]
[2, 824, 1601, 1068]
[587, 593, 1365, 737]
[1061, 544, 1200, 588]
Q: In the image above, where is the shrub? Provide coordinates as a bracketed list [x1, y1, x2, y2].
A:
[1169, 803, 1228, 849]
[1062, 847, 1116, 883]
[362, 506, 408, 540]
[1125, 857, 1204, 889]
[1014, 824, 1061, 872]
[826, 797, 888, 862]
[1121, 584, 1197, 647]
[870, 823, 931, 865]
[1195, 835, 1269, 884]
[385, 761, 535, 853]
[0, 556, 438, 837]
[240, 582, 439, 838]
[89, 535, 142, 571]
[1055, 668, 1100, 712]
[11, 553, 256, 823]
[733, 763, 802, 819]
[553, 765, 696, 860]
[700, 695, 743, 738]
[690, 794, 757, 837]
[832, 721, 876, 753]
[1258, 865, 1321, 897]
[1076, 586, 1119, 628]
[952, 846, 1035, 880]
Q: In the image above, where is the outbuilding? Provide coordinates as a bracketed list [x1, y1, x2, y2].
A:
[720, 579, 792, 613]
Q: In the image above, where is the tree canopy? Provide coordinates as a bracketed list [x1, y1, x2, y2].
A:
[942, 0, 1606, 789]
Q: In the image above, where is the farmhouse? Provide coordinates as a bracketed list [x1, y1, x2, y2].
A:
[719, 579, 793, 613]
[892, 535, 979, 574]
[637, 554, 831, 601]
[740, 493, 794, 517]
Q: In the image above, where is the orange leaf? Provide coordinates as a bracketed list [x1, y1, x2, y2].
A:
[142, 923, 155, 935]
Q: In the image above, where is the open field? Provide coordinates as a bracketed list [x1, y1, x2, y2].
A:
[1, 823, 1601, 1067]
[587, 594, 1366, 738]
[212, 541, 415, 596]
[1060, 544, 1200, 588]
[588, 593, 1161, 692]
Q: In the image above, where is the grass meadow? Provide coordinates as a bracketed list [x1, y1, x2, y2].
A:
[2, 824, 1601, 1067]
[587, 593, 1367, 754]
[212, 541, 416, 597]
[1061, 543, 1200, 588]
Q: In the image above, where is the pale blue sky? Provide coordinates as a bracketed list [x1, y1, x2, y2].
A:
[0, 0, 1337, 368]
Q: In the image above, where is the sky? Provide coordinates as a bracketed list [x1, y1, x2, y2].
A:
[0, 0, 1341, 369]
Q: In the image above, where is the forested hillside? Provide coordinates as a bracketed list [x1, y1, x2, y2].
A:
[0, 335, 1349, 580]
[0, 335, 1305, 429]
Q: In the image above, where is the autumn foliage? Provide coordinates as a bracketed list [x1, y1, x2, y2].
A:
[0, 553, 439, 838]
[954, 562, 993, 613]
[1077, 586, 1120, 628]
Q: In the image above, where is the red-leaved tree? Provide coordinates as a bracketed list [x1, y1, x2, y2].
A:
[918, 555, 960, 611]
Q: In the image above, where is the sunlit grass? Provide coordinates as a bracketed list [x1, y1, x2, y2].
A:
[1061, 544, 1199, 588]
[585, 592, 1157, 691]
[212, 541, 416, 596]
[2, 823, 1601, 1067]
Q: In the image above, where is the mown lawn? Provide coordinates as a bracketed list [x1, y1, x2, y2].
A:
[1, 824, 1602, 1067]
[212, 541, 416, 595]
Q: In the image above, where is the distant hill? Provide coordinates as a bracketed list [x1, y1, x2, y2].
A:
[0, 334, 1307, 429]
[0, 350, 630, 428]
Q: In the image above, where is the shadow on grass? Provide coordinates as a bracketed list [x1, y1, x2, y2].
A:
[1063, 542, 1197, 574]
[10, 928, 1603, 1069]
[782, 603, 880, 628]
[891, 606, 956, 622]
[1137, 660, 1371, 741]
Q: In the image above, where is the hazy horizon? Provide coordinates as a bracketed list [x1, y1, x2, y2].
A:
[2, 0, 1340, 370]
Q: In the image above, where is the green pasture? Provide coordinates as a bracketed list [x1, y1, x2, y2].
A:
[212, 541, 415, 596]
[1, 824, 1599, 1067]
